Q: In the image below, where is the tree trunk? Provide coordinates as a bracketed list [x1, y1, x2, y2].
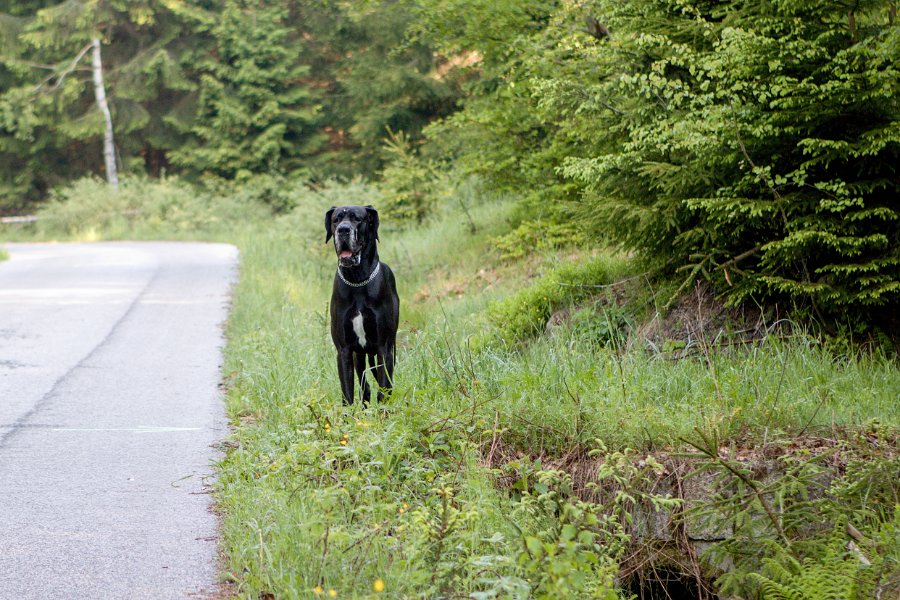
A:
[91, 38, 118, 190]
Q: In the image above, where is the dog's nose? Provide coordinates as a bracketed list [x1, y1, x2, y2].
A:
[336, 223, 352, 236]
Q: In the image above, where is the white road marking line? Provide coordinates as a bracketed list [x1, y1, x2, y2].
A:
[52, 426, 201, 433]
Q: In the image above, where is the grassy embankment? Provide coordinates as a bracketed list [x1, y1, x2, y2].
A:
[10, 177, 899, 598]
[217, 191, 899, 597]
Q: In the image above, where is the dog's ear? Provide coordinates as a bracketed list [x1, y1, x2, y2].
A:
[365, 205, 379, 241]
[325, 206, 336, 243]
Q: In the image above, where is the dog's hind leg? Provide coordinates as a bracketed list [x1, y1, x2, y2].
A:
[337, 349, 356, 405]
[355, 352, 371, 405]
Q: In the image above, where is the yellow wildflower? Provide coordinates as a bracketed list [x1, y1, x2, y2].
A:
[314, 585, 323, 595]
[328, 589, 337, 598]
[373, 579, 385, 593]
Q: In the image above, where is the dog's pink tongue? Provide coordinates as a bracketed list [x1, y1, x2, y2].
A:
[340, 250, 352, 259]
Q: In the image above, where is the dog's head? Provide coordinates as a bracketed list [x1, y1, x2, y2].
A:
[325, 205, 380, 267]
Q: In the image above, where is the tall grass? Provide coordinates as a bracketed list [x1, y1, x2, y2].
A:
[217, 183, 899, 597]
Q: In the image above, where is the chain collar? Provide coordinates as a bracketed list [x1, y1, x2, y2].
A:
[337, 261, 380, 288]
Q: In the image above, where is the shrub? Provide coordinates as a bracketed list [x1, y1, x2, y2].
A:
[34, 176, 269, 238]
[494, 220, 583, 259]
[379, 129, 440, 225]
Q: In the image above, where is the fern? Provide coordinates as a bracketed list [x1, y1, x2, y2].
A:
[748, 528, 880, 600]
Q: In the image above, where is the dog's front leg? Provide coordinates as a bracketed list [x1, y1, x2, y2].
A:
[337, 348, 356, 405]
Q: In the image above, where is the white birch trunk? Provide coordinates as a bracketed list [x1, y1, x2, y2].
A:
[91, 38, 118, 190]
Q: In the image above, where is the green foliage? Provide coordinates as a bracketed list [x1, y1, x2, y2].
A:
[566, 303, 632, 348]
[563, 0, 900, 319]
[501, 446, 681, 599]
[416, 0, 900, 328]
[32, 175, 268, 239]
[487, 254, 628, 343]
[686, 425, 900, 599]
[378, 128, 440, 224]
[1, 0, 460, 211]
[328, 0, 460, 174]
[0, 1, 208, 211]
[495, 221, 583, 259]
[414, 0, 579, 227]
[510, 469, 625, 599]
[747, 523, 888, 600]
[170, 0, 320, 181]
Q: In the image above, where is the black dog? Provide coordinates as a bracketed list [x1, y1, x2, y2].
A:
[326, 205, 399, 405]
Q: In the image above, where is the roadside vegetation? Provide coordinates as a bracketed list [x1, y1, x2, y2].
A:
[210, 179, 898, 598]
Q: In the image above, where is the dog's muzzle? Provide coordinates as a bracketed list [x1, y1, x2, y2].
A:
[335, 227, 361, 267]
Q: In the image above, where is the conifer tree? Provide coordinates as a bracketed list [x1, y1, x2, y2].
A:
[420, 0, 899, 324]
[560, 0, 900, 321]
[171, 0, 322, 180]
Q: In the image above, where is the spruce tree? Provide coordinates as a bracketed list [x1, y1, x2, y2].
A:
[327, 0, 459, 174]
[421, 0, 899, 325]
[171, 0, 322, 180]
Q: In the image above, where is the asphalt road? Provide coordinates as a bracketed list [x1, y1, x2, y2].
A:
[0, 242, 238, 599]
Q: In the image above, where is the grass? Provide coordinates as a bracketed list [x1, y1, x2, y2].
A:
[217, 188, 898, 597]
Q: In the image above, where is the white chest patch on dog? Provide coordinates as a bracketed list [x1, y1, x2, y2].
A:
[352, 312, 367, 347]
